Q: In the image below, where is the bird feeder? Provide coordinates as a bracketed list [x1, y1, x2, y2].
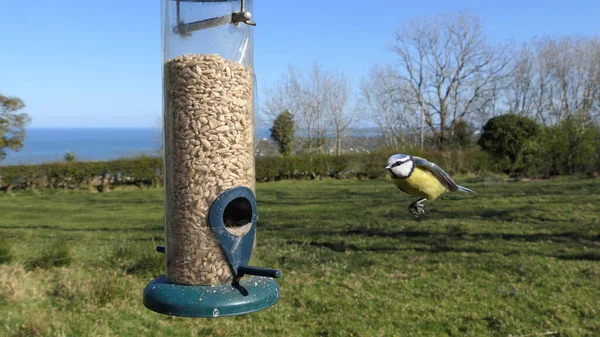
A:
[143, 0, 281, 318]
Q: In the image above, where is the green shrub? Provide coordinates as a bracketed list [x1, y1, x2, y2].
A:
[270, 110, 295, 156]
[477, 113, 540, 175]
[538, 117, 599, 176]
[449, 119, 477, 149]
[3, 132, 593, 190]
[0, 155, 163, 191]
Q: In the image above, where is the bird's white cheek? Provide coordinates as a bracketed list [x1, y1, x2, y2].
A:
[397, 163, 413, 177]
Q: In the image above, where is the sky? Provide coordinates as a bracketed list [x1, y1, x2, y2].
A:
[1, 0, 599, 128]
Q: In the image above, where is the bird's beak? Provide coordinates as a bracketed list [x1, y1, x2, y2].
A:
[385, 165, 391, 171]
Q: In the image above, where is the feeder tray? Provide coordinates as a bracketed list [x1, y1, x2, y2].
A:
[143, 275, 279, 317]
[143, 186, 281, 318]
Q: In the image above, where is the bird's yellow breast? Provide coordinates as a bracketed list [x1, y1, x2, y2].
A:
[391, 167, 448, 200]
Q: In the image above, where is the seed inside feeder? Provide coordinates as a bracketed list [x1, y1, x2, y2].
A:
[223, 197, 253, 236]
[163, 53, 255, 286]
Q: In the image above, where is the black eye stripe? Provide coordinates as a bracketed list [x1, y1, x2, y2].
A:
[391, 161, 403, 168]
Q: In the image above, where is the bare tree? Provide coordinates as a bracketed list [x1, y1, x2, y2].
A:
[261, 77, 288, 124]
[505, 43, 536, 117]
[358, 65, 417, 149]
[548, 36, 600, 123]
[391, 11, 511, 148]
[505, 35, 600, 127]
[324, 71, 354, 155]
[590, 39, 600, 123]
[262, 62, 331, 154]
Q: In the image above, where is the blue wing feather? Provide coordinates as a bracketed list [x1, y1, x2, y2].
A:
[412, 156, 473, 193]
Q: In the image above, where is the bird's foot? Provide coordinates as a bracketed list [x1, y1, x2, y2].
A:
[408, 199, 426, 218]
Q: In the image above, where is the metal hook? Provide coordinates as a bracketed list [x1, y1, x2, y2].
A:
[232, 0, 256, 26]
[173, 0, 256, 36]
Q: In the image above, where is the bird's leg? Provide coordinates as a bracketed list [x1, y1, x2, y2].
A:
[408, 198, 427, 217]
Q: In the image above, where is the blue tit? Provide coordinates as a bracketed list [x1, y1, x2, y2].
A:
[384, 154, 474, 217]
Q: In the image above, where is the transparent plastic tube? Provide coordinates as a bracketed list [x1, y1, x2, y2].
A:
[161, 0, 256, 285]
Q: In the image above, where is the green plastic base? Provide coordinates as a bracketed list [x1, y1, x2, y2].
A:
[143, 275, 280, 318]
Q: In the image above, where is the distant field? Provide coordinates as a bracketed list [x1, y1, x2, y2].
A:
[1, 177, 599, 337]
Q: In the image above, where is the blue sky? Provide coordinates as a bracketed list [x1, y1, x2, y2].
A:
[1, 0, 599, 128]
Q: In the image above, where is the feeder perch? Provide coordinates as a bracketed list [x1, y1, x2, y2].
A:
[143, 0, 281, 318]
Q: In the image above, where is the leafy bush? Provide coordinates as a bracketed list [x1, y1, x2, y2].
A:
[538, 117, 599, 176]
[2, 133, 595, 190]
[0, 155, 162, 192]
[1, 149, 495, 190]
[270, 110, 295, 156]
[449, 119, 477, 149]
[478, 113, 540, 175]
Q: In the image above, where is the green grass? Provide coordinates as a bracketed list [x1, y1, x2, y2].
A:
[0, 176, 599, 336]
[24, 241, 72, 271]
[0, 238, 12, 264]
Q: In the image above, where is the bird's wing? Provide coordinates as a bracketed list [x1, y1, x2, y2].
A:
[412, 156, 459, 192]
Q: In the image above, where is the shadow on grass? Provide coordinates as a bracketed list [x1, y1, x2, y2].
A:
[286, 239, 488, 254]
[343, 228, 599, 244]
[286, 239, 396, 252]
[554, 252, 600, 261]
[288, 236, 600, 262]
[0, 224, 163, 232]
[287, 227, 600, 262]
[422, 207, 571, 224]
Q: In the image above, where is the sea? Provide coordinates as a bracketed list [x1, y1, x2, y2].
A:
[1, 126, 380, 166]
[1, 128, 162, 166]
[1, 127, 273, 166]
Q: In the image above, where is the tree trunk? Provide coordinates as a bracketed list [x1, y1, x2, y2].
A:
[307, 125, 313, 153]
[87, 178, 95, 192]
[439, 113, 447, 149]
[420, 94, 426, 150]
[335, 132, 341, 156]
[101, 175, 111, 193]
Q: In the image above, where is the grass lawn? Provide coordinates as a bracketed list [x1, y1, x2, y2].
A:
[1, 176, 599, 337]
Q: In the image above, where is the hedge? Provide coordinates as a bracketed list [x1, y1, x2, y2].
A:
[0, 155, 163, 192]
[0, 149, 492, 192]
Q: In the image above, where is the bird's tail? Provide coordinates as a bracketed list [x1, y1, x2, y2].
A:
[457, 185, 474, 193]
